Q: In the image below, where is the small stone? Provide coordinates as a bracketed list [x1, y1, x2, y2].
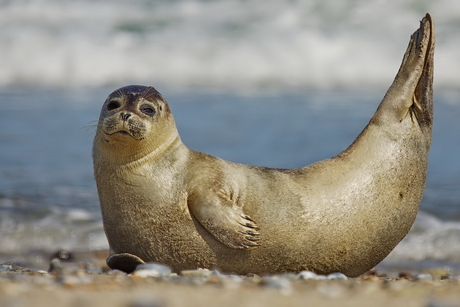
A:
[0, 263, 14, 271]
[0, 262, 27, 272]
[297, 271, 318, 280]
[327, 273, 348, 280]
[297, 271, 331, 280]
[422, 268, 451, 280]
[36, 270, 48, 274]
[132, 263, 172, 278]
[52, 250, 73, 261]
[398, 272, 413, 280]
[415, 273, 433, 281]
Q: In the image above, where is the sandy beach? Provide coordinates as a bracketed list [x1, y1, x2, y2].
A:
[1, 252, 459, 307]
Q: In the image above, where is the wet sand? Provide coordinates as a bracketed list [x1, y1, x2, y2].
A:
[1, 252, 459, 307]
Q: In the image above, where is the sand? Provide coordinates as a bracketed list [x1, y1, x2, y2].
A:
[0, 252, 459, 307]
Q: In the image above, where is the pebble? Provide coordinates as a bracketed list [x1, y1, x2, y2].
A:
[297, 271, 345, 281]
[1, 257, 460, 304]
[297, 271, 318, 280]
[326, 273, 348, 280]
[0, 263, 29, 273]
[398, 272, 413, 280]
[422, 268, 451, 280]
[415, 274, 434, 281]
[132, 263, 172, 279]
[0, 263, 15, 272]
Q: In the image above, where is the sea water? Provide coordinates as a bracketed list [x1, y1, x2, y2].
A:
[0, 0, 459, 271]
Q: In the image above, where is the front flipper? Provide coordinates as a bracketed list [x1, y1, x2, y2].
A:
[107, 253, 145, 273]
[188, 189, 261, 249]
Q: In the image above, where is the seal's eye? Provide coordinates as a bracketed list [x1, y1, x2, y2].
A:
[107, 101, 121, 111]
[140, 105, 155, 116]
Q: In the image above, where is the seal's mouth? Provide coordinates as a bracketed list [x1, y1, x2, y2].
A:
[113, 131, 130, 136]
[102, 117, 147, 140]
[104, 130, 133, 137]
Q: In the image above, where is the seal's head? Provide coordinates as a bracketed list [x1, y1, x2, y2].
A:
[93, 85, 179, 163]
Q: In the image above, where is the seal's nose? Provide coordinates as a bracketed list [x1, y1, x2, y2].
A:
[120, 112, 131, 121]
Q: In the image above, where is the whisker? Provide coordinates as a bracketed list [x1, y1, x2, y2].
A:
[80, 124, 97, 129]
[80, 121, 100, 130]
[80, 121, 102, 136]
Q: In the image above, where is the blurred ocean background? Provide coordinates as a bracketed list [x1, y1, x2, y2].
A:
[0, 0, 459, 271]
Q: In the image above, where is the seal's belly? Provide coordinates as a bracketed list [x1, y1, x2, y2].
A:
[101, 184, 218, 270]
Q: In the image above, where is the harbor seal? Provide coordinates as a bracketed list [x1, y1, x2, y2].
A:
[93, 14, 434, 277]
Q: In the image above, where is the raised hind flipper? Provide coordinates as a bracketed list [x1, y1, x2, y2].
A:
[372, 13, 434, 144]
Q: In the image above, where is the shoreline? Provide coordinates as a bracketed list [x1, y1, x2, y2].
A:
[1, 253, 460, 307]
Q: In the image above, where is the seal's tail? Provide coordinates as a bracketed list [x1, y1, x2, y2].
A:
[373, 13, 435, 142]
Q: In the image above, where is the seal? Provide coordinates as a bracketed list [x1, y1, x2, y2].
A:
[93, 14, 434, 277]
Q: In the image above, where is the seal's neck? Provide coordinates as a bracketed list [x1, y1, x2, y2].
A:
[122, 133, 184, 168]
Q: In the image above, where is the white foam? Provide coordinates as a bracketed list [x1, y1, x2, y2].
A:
[0, 0, 458, 90]
[385, 211, 460, 262]
[0, 205, 108, 254]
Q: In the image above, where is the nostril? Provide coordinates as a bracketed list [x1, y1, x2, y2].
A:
[120, 113, 131, 121]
